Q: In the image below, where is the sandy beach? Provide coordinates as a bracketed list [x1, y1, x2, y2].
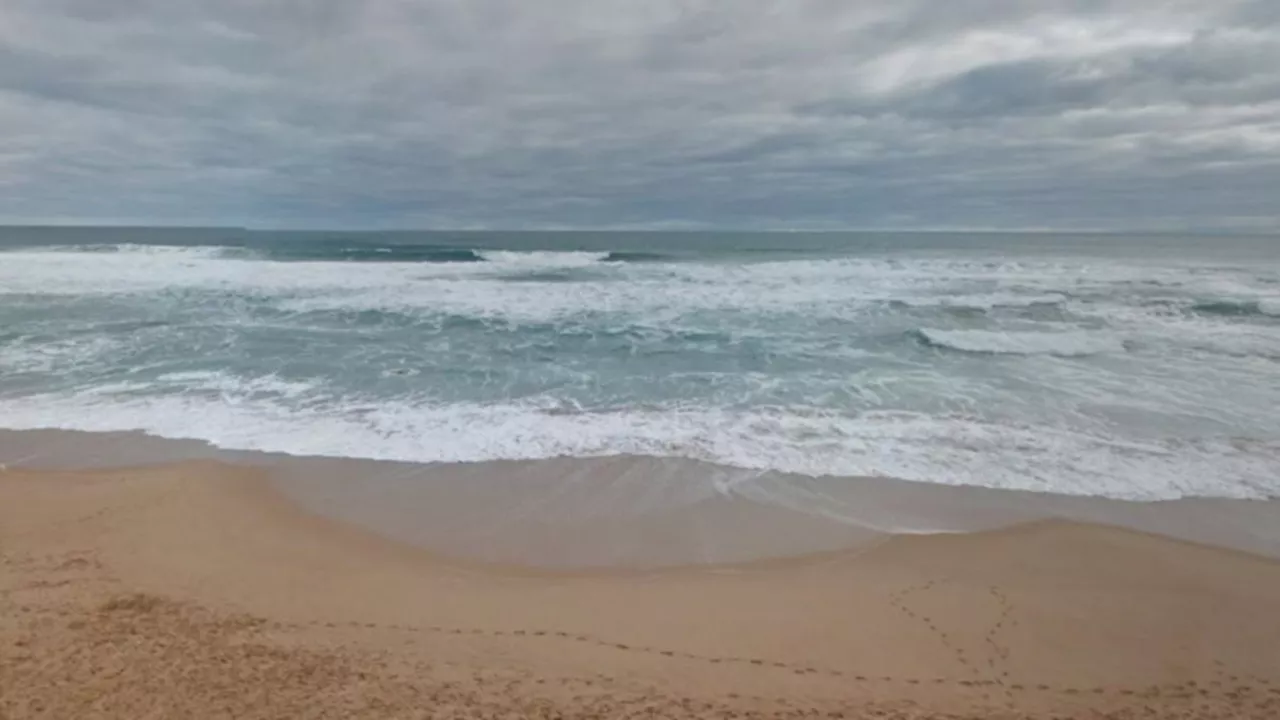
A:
[4, 459, 1280, 719]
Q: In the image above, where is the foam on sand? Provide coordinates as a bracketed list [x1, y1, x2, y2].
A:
[2, 388, 1278, 500]
[4, 429, 1280, 567]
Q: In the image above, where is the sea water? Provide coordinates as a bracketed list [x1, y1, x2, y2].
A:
[1, 228, 1277, 500]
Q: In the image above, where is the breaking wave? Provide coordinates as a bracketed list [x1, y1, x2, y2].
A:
[913, 328, 1125, 357]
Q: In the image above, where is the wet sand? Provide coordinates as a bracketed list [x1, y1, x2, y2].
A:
[4, 458, 1280, 719]
[6, 428, 1280, 567]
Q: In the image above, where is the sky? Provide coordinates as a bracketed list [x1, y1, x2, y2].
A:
[1, 1, 1278, 230]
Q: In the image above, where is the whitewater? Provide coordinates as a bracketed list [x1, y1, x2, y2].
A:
[1, 229, 1278, 500]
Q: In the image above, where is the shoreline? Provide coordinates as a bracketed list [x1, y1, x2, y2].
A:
[3, 428, 1280, 567]
[3, 458, 1280, 718]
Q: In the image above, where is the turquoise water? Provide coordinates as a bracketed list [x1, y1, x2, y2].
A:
[1, 228, 1278, 499]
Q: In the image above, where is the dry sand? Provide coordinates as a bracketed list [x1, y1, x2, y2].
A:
[3, 461, 1280, 719]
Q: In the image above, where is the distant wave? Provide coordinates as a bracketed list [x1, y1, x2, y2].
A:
[474, 250, 611, 267]
[601, 251, 673, 263]
[1191, 299, 1280, 318]
[474, 249, 679, 265]
[9, 243, 687, 265]
[240, 244, 486, 263]
[913, 328, 1124, 357]
[249, 245, 676, 265]
[885, 293, 1064, 317]
[889, 293, 1067, 312]
[10, 243, 227, 258]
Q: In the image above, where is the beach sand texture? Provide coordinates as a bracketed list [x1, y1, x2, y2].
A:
[4, 461, 1280, 719]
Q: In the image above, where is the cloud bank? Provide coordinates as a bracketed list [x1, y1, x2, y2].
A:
[1, 1, 1278, 229]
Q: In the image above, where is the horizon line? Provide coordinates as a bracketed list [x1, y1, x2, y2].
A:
[2, 223, 1277, 236]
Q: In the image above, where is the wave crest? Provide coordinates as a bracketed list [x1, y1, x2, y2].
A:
[1192, 299, 1280, 318]
[474, 250, 611, 267]
[913, 328, 1123, 357]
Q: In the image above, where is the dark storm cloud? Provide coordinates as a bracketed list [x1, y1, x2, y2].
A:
[0, 1, 1277, 229]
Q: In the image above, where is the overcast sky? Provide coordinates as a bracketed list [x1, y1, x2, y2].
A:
[1, 1, 1278, 230]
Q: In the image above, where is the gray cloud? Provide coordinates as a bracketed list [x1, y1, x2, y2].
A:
[0, 0, 1277, 229]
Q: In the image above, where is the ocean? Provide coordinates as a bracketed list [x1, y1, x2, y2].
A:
[2, 228, 1278, 501]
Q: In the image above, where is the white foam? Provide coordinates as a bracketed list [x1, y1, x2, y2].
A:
[893, 293, 1067, 309]
[0, 335, 128, 374]
[1, 389, 1277, 501]
[1164, 325, 1280, 359]
[25, 243, 229, 258]
[150, 370, 322, 399]
[475, 250, 610, 268]
[917, 328, 1124, 357]
[0, 245, 1271, 331]
[1069, 299, 1280, 359]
